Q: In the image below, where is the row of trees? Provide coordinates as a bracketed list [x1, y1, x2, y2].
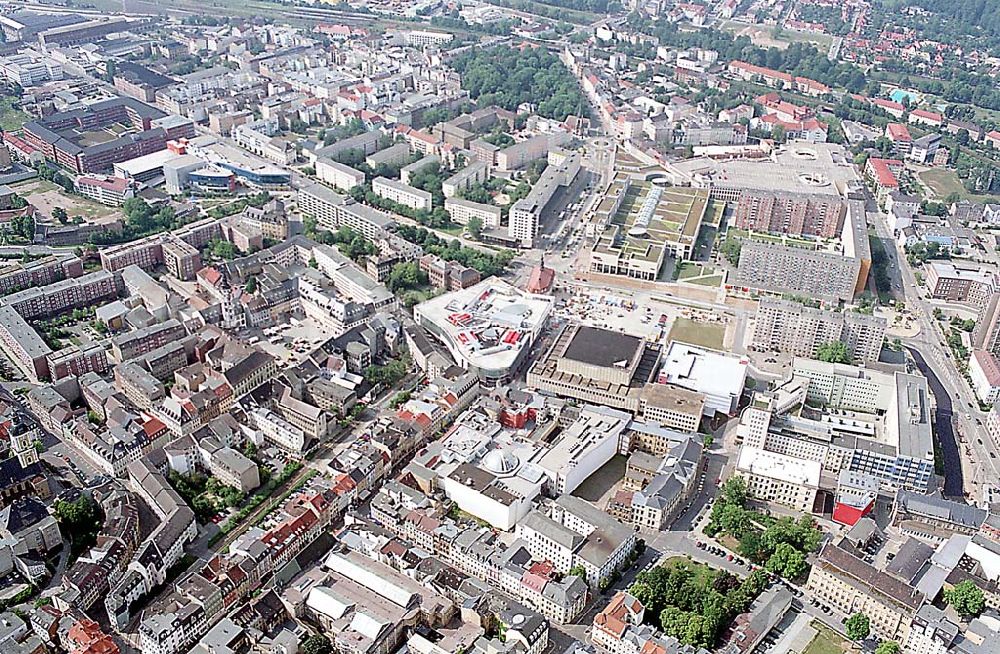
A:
[396, 225, 515, 277]
[348, 185, 454, 230]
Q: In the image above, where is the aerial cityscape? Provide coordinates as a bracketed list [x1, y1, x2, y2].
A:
[0, 0, 994, 653]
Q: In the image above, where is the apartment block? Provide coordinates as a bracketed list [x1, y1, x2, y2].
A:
[444, 197, 502, 228]
[4, 270, 121, 320]
[161, 236, 202, 281]
[372, 176, 433, 211]
[111, 319, 186, 362]
[442, 161, 488, 198]
[0, 255, 83, 297]
[733, 191, 845, 238]
[0, 305, 51, 381]
[47, 344, 109, 381]
[297, 182, 396, 240]
[315, 157, 365, 192]
[495, 132, 572, 171]
[751, 298, 886, 363]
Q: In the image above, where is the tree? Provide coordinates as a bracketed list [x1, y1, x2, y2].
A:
[567, 565, 587, 579]
[210, 239, 237, 260]
[467, 216, 484, 240]
[55, 496, 97, 527]
[52, 207, 68, 224]
[449, 46, 589, 121]
[301, 635, 332, 654]
[245, 276, 258, 294]
[387, 261, 428, 293]
[720, 237, 742, 265]
[945, 580, 985, 618]
[717, 503, 752, 538]
[721, 478, 748, 507]
[765, 542, 807, 579]
[875, 642, 901, 654]
[845, 613, 870, 642]
[738, 531, 765, 562]
[816, 340, 851, 364]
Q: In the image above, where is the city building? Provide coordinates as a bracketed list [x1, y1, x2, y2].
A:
[970, 349, 1000, 405]
[445, 197, 502, 229]
[589, 175, 709, 277]
[751, 298, 886, 363]
[508, 150, 580, 248]
[925, 262, 995, 308]
[527, 324, 704, 432]
[315, 157, 366, 192]
[732, 191, 845, 238]
[298, 182, 396, 240]
[656, 342, 747, 416]
[807, 540, 924, 642]
[517, 495, 636, 587]
[729, 199, 870, 303]
[372, 176, 433, 212]
[414, 279, 553, 386]
[22, 97, 193, 174]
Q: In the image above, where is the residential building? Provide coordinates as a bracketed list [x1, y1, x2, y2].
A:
[315, 157, 365, 192]
[372, 176, 433, 212]
[751, 298, 886, 363]
[732, 191, 845, 238]
[445, 197, 501, 228]
[970, 349, 1000, 404]
[806, 540, 924, 642]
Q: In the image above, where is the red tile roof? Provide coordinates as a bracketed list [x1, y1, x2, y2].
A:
[887, 123, 912, 141]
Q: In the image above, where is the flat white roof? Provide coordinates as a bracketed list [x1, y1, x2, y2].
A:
[659, 341, 747, 399]
[737, 446, 821, 487]
[113, 148, 184, 176]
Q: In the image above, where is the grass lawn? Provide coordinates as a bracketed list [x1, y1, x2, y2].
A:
[919, 167, 1000, 204]
[688, 274, 723, 287]
[718, 19, 833, 49]
[485, 0, 600, 23]
[704, 200, 725, 227]
[13, 178, 120, 221]
[0, 97, 29, 132]
[677, 262, 705, 280]
[669, 317, 725, 350]
[437, 224, 464, 236]
[803, 622, 849, 654]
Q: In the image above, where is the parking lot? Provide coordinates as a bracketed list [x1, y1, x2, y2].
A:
[253, 317, 335, 365]
[551, 288, 733, 347]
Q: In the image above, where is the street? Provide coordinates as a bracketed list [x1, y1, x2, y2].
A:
[867, 191, 1000, 499]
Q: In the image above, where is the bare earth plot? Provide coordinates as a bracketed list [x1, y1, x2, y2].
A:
[12, 179, 122, 223]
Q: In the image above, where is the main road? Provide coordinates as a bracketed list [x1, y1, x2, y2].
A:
[867, 192, 1000, 499]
